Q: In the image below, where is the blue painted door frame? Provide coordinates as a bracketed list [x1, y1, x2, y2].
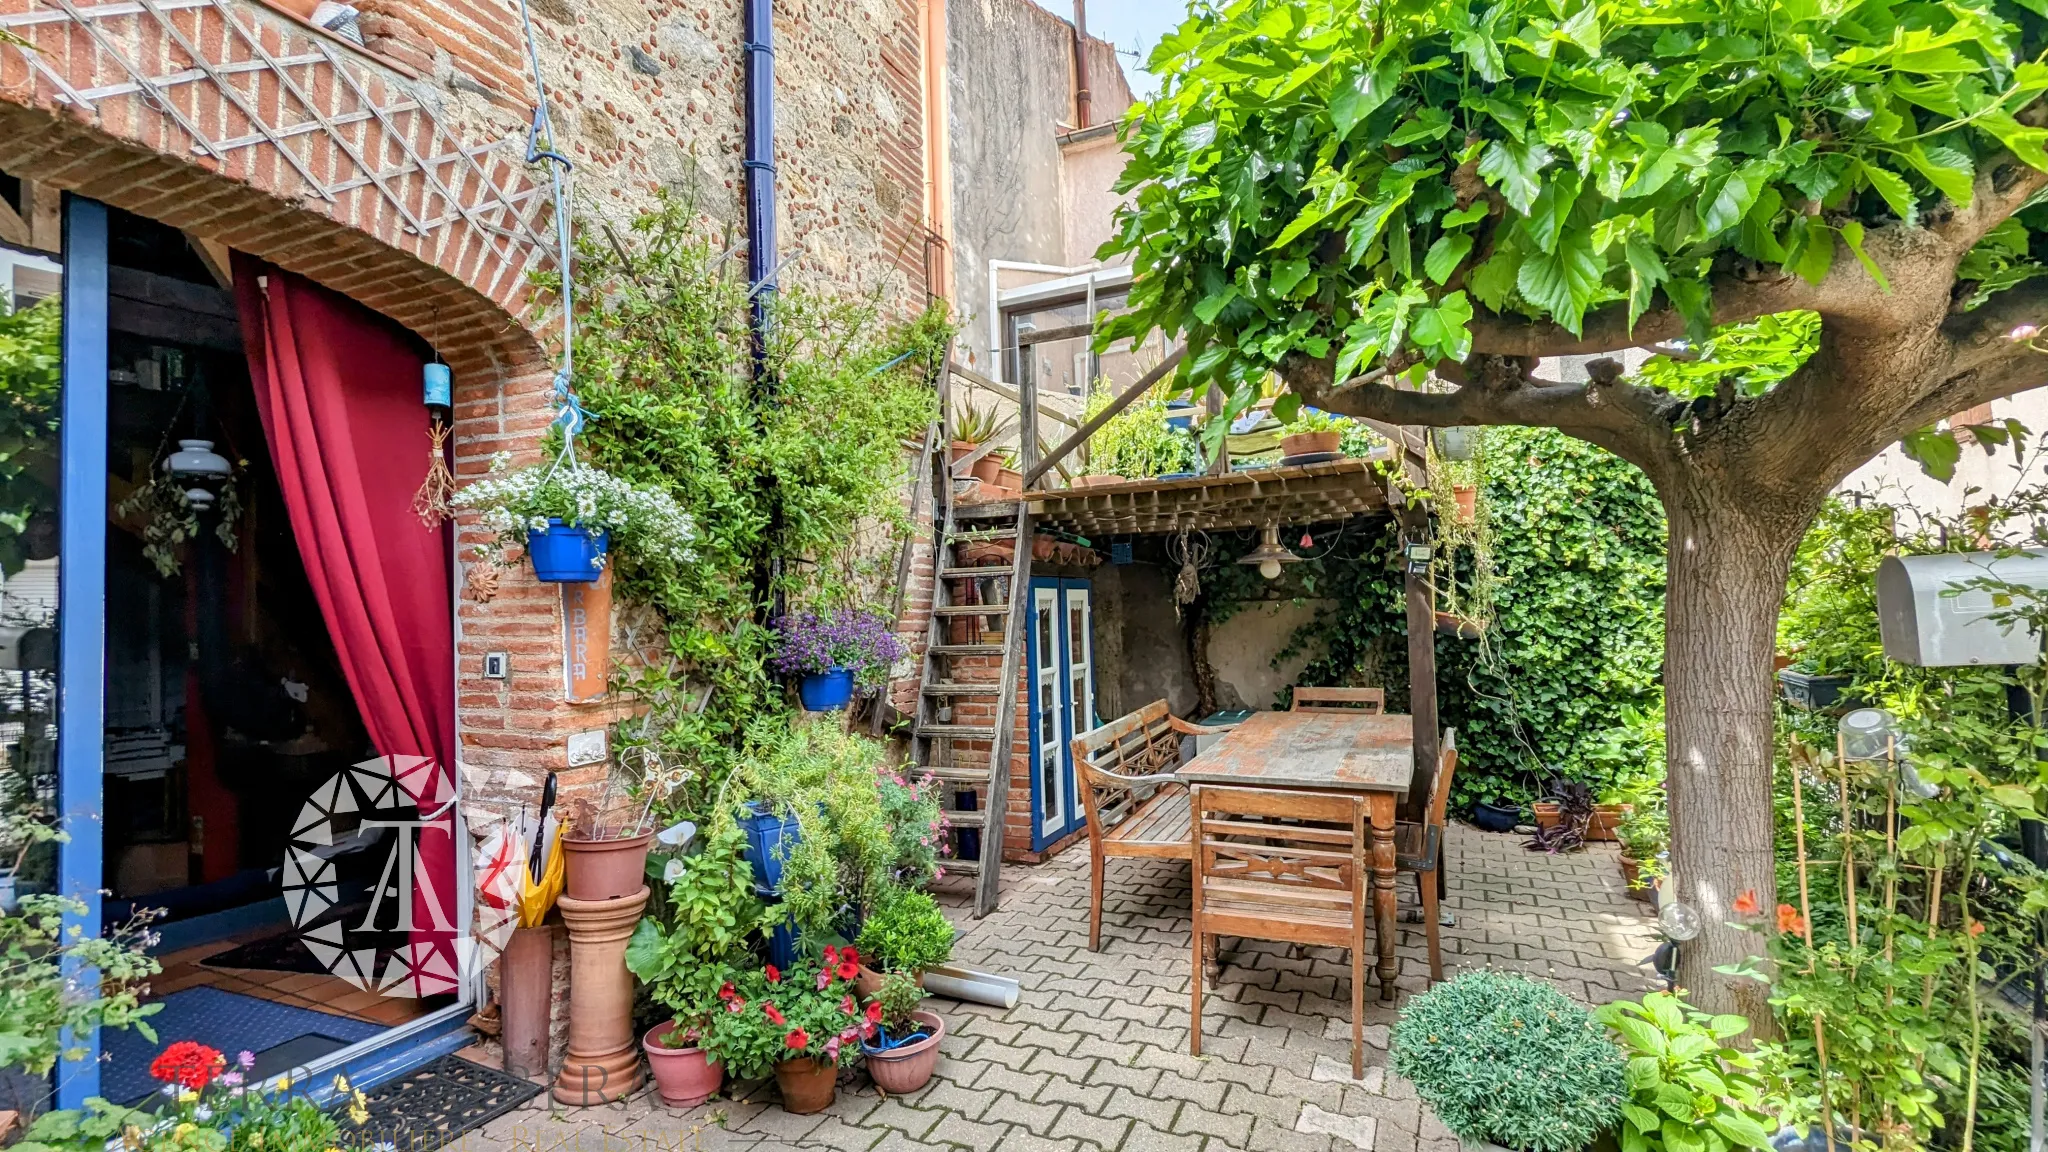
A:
[1025, 576, 1093, 851]
[55, 195, 109, 1109]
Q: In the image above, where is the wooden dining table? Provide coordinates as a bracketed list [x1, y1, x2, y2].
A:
[1176, 709, 1414, 999]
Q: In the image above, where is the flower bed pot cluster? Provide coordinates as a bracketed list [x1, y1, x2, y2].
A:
[623, 723, 958, 1114]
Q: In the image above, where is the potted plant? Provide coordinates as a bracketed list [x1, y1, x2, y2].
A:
[1391, 971, 1626, 1151]
[1615, 797, 1668, 901]
[1526, 779, 1594, 854]
[860, 971, 945, 1094]
[1079, 381, 1199, 480]
[703, 957, 865, 1115]
[770, 608, 907, 712]
[993, 450, 1024, 494]
[625, 822, 763, 1107]
[1595, 993, 1775, 1151]
[853, 885, 955, 996]
[1470, 798, 1519, 833]
[1588, 786, 1638, 842]
[952, 399, 1013, 487]
[1279, 408, 1343, 458]
[453, 458, 697, 585]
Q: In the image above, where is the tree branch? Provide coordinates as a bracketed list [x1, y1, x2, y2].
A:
[1931, 154, 2048, 254]
[1279, 352, 1678, 477]
[1466, 263, 1874, 359]
[1941, 278, 2048, 377]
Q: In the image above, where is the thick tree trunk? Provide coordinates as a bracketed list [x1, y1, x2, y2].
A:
[1660, 477, 1811, 1021]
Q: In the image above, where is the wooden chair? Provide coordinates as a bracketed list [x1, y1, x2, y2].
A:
[1394, 729, 1457, 983]
[1190, 784, 1372, 1079]
[1072, 701, 1239, 952]
[1291, 686, 1386, 714]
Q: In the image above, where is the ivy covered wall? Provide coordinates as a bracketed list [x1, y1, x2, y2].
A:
[1198, 426, 1667, 809]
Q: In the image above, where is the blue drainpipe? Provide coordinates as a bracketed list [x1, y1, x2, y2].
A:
[743, 0, 776, 376]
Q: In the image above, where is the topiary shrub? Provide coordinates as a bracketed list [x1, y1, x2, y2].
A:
[1390, 970, 1626, 1152]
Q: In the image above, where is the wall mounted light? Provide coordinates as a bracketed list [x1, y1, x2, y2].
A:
[1404, 540, 1434, 577]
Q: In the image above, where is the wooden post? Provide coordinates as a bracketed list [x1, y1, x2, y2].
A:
[1402, 509, 1439, 824]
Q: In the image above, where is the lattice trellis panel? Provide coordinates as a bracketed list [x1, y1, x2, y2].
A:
[0, 0, 551, 266]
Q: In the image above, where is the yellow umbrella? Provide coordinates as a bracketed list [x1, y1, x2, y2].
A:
[518, 823, 565, 928]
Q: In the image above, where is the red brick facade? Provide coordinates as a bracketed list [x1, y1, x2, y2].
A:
[0, 0, 943, 1058]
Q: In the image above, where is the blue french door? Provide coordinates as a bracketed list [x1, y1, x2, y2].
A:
[1025, 577, 1094, 851]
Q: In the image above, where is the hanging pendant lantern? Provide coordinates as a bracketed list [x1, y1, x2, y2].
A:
[423, 362, 453, 411]
[165, 439, 232, 509]
[1237, 524, 1302, 580]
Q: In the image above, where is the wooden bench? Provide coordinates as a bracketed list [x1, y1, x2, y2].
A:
[1291, 686, 1385, 714]
[1072, 701, 1238, 951]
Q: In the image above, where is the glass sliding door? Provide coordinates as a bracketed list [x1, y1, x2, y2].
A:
[1025, 577, 1094, 850]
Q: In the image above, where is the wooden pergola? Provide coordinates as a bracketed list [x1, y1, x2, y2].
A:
[1021, 457, 1393, 536]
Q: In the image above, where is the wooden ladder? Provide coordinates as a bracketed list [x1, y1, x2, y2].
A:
[909, 476, 1031, 918]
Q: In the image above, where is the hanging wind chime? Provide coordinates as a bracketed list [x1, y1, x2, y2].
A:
[412, 359, 457, 527]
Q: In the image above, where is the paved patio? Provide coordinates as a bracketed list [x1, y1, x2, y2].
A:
[472, 825, 1660, 1152]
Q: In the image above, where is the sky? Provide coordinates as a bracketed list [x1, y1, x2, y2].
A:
[1028, 1, 1194, 98]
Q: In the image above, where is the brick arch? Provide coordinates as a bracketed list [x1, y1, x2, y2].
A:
[0, 0, 552, 376]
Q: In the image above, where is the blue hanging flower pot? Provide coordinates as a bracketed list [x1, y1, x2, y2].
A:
[797, 666, 856, 711]
[527, 518, 608, 582]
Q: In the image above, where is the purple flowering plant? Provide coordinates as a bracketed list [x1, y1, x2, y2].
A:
[770, 608, 906, 692]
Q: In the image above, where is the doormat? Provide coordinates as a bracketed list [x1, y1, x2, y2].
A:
[104, 987, 383, 1103]
[333, 1055, 542, 1151]
[201, 906, 385, 974]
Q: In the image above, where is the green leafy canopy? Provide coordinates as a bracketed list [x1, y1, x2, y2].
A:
[1100, 0, 2048, 398]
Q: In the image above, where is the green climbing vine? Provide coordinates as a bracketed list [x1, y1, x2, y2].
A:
[551, 194, 946, 800]
[1201, 426, 1665, 808]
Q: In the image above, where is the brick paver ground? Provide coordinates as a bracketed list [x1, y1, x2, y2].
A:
[470, 825, 1659, 1152]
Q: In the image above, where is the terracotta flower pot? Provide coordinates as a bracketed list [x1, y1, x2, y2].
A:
[562, 832, 655, 902]
[954, 539, 1014, 567]
[773, 1057, 838, 1114]
[950, 440, 977, 464]
[1619, 856, 1651, 901]
[1031, 534, 1057, 562]
[1281, 430, 1341, 457]
[969, 453, 1003, 487]
[854, 965, 926, 1000]
[1078, 474, 1126, 487]
[1532, 802, 1562, 833]
[994, 467, 1023, 493]
[1453, 484, 1478, 521]
[862, 1010, 945, 1095]
[644, 1025, 724, 1108]
[1587, 803, 1632, 843]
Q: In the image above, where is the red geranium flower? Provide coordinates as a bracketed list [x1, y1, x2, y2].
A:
[865, 1001, 884, 1025]
[150, 1041, 225, 1091]
[763, 1002, 786, 1026]
[764, 964, 781, 984]
[823, 946, 840, 969]
[836, 959, 860, 981]
[784, 1028, 810, 1050]
[1776, 903, 1807, 936]
[1732, 889, 1761, 917]
[718, 980, 736, 1001]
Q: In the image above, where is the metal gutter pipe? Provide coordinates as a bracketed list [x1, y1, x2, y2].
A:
[744, 0, 777, 377]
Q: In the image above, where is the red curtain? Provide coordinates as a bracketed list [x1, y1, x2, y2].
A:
[234, 256, 458, 994]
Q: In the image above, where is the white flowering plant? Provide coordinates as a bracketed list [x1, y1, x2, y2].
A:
[453, 456, 696, 581]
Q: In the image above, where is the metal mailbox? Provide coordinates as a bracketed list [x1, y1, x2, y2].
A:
[1875, 550, 2048, 666]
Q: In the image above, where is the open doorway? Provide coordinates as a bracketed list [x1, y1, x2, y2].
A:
[95, 207, 453, 1100]
[1, 180, 463, 1110]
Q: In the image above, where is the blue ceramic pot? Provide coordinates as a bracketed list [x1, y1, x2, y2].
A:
[798, 667, 856, 711]
[738, 802, 801, 891]
[526, 518, 608, 582]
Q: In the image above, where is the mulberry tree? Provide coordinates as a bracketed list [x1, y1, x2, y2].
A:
[1102, 0, 2048, 1014]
